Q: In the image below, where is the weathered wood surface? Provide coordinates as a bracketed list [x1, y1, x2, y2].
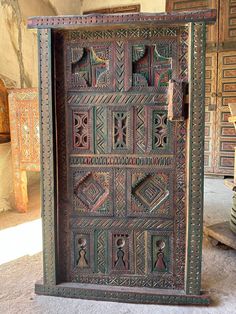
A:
[204, 221, 236, 249]
[8, 88, 39, 212]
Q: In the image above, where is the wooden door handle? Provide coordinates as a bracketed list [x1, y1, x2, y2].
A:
[167, 79, 188, 121]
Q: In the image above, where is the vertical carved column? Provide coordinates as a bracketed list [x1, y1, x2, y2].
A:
[114, 169, 126, 217]
[186, 22, 206, 295]
[115, 41, 125, 92]
[38, 28, 57, 286]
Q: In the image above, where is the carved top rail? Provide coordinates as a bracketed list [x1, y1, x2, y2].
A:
[28, 9, 216, 29]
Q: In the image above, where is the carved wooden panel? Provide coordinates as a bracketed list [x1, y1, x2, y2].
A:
[55, 26, 189, 291]
[166, 0, 218, 47]
[8, 88, 40, 212]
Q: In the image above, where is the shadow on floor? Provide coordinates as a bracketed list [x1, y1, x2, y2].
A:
[0, 172, 40, 230]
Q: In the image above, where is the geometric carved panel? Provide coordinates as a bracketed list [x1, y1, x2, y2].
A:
[72, 108, 93, 153]
[69, 44, 114, 91]
[74, 233, 91, 269]
[133, 175, 169, 210]
[113, 112, 129, 150]
[110, 231, 134, 274]
[110, 107, 133, 153]
[151, 234, 170, 273]
[152, 111, 168, 150]
[132, 45, 172, 88]
[129, 171, 172, 217]
[73, 170, 113, 216]
[73, 111, 89, 149]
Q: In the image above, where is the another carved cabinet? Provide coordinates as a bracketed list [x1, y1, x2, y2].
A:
[166, 0, 236, 175]
[0, 80, 10, 143]
[28, 10, 216, 304]
[8, 89, 40, 212]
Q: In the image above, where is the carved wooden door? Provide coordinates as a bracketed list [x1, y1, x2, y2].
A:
[54, 26, 188, 289]
[30, 10, 216, 303]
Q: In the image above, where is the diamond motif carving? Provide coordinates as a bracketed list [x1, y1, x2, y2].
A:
[132, 175, 169, 212]
[74, 172, 110, 213]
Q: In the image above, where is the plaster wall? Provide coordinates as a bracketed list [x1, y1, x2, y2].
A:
[0, 0, 166, 88]
[0, 0, 83, 88]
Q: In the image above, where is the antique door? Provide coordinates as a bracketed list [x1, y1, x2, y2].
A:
[54, 26, 188, 289]
[30, 10, 216, 304]
[55, 26, 189, 289]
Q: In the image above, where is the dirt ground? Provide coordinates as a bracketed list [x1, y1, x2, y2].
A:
[0, 177, 235, 314]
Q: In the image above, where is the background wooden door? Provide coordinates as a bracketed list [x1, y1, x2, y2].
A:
[166, 0, 218, 48]
[204, 52, 217, 173]
[166, 0, 236, 176]
[214, 51, 236, 174]
[219, 0, 236, 50]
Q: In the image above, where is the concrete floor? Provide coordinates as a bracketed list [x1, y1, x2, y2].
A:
[0, 177, 236, 314]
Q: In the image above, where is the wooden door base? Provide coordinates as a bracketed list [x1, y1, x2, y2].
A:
[35, 282, 210, 305]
